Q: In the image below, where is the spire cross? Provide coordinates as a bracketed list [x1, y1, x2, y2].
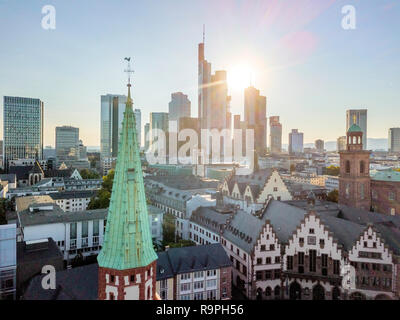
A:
[124, 57, 134, 86]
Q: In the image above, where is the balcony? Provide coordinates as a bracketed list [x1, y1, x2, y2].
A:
[92, 236, 99, 246]
[81, 237, 88, 248]
[70, 239, 77, 250]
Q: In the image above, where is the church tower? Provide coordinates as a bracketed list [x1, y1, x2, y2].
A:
[339, 120, 371, 210]
[97, 60, 158, 300]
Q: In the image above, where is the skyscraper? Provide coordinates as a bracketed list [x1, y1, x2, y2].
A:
[244, 86, 267, 155]
[150, 112, 169, 154]
[198, 35, 231, 158]
[337, 136, 347, 152]
[288, 129, 304, 155]
[101, 94, 141, 157]
[315, 139, 324, 152]
[100, 94, 127, 159]
[388, 128, 400, 153]
[3, 96, 44, 170]
[346, 109, 367, 149]
[55, 126, 79, 163]
[144, 123, 150, 152]
[168, 92, 191, 126]
[269, 116, 282, 154]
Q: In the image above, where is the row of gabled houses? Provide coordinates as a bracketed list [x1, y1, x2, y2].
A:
[188, 197, 400, 300]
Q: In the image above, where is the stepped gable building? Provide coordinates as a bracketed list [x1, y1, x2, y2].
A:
[96, 74, 158, 300]
[189, 196, 400, 300]
[220, 168, 292, 211]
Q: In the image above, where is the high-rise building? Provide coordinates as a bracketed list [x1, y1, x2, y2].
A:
[168, 92, 191, 126]
[198, 36, 231, 158]
[134, 109, 142, 148]
[269, 116, 282, 154]
[346, 109, 367, 149]
[244, 86, 267, 155]
[339, 124, 371, 210]
[150, 112, 169, 154]
[288, 129, 304, 155]
[0, 224, 16, 300]
[3, 96, 44, 170]
[101, 95, 141, 156]
[97, 79, 157, 300]
[144, 123, 150, 152]
[100, 94, 127, 159]
[315, 139, 324, 152]
[55, 126, 79, 162]
[337, 136, 347, 152]
[388, 128, 400, 153]
[198, 39, 211, 131]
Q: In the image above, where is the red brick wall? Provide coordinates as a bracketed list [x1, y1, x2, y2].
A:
[371, 180, 400, 216]
[219, 266, 232, 300]
[98, 260, 157, 300]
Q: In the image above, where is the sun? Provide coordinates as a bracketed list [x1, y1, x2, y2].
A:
[227, 63, 254, 92]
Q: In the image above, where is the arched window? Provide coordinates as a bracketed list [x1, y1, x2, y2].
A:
[274, 286, 281, 297]
[345, 160, 351, 174]
[360, 161, 365, 174]
[265, 287, 272, 296]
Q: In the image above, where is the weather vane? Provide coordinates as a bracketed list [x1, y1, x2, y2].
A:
[124, 57, 134, 85]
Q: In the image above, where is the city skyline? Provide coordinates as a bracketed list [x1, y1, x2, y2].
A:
[0, 0, 399, 147]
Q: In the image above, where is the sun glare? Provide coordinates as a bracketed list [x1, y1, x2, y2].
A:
[227, 63, 254, 92]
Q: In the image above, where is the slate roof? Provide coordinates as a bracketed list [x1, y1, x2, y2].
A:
[158, 243, 231, 275]
[18, 208, 108, 227]
[228, 168, 274, 187]
[23, 263, 99, 300]
[49, 190, 97, 200]
[190, 206, 233, 234]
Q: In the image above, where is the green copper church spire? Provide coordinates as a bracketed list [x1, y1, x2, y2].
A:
[97, 59, 157, 270]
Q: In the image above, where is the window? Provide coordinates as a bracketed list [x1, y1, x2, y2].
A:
[242, 265, 247, 275]
[270, 244, 275, 251]
[256, 271, 263, 280]
[298, 252, 304, 265]
[389, 192, 395, 201]
[360, 161, 365, 174]
[265, 271, 272, 279]
[82, 221, 88, 238]
[206, 279, 217, 288]
[287, 256, 293, 270]
[309, 228, 315, 234]
[309, 250, 316, 272]
[266, 257, 271, 264]
[180, 283, 191, 291]
[257, 258, 262, 265]
[333, 260, 340, 275]
[260, 245, 266, 251]
[70, 223, 77, 239]
[345, 160, 351, 174]
[194, 281, 204, 290]
[275, 256, 280, 264]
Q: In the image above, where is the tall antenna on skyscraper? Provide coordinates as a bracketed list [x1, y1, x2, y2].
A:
[203, 24, 205, 44]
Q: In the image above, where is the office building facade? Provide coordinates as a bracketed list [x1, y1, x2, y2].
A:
[3, 96, 44, 170]
[55, 126, 79, 162]
[269, 116, 282, 154]
[346, 109, 367, 149]
[289, 129, 304, 155]
[388, 128, 400, 153]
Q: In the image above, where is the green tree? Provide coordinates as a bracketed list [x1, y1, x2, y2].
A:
[80, 169, 101, 179]
[162, 213, 176, 246]
[87, 170, 115, 209]
[290, 164, 296, 173]
[167, 239, 196, 248]
[327, 189, 339, 203]
[325, 165, 340, 176]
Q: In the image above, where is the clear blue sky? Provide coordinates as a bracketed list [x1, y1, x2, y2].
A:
[0, 0, 399, 146]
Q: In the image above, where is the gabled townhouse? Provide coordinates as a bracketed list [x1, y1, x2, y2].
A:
[220, 169, 292, 212]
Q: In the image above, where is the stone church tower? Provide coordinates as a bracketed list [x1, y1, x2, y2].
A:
[97, 68, 158, 300]
[339, 122, 371, 210]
